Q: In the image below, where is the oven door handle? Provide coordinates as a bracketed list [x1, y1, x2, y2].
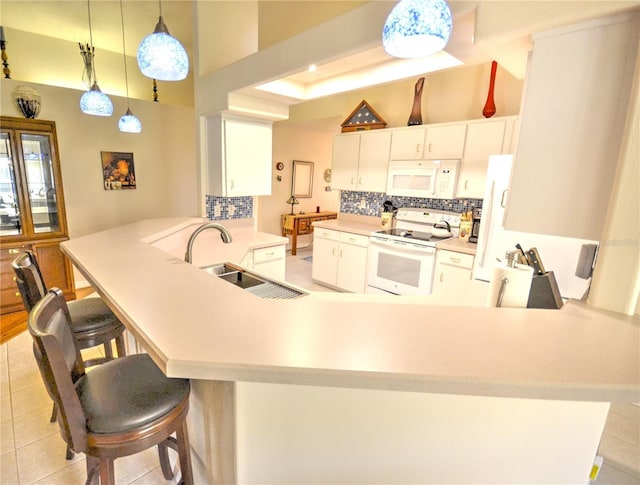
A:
[369, 238, 435, 255]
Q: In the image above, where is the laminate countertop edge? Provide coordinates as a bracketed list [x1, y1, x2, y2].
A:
[61, 217, 640, 403]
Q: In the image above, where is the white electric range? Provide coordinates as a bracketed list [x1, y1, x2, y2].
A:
[366, 208, 461, 295]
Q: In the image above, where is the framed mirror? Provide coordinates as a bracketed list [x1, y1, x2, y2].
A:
[292, 160, 314, 198]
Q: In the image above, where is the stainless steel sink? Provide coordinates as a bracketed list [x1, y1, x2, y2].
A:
[200, 263, 306, 299]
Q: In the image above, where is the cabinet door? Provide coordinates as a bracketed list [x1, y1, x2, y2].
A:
[0, 245, 28, 312]
[311, 233, 339, 286]
[389, 127, 426, 159]
[424, 124, 467, 159]
[357, 131, 391, 192]
[224, 118, 272, 196]
[433, 250, 474, 294]
[331, 134, 360, 190]
[336, 234, 369, 293]
[32, 241, 75, 297]
[457, 120, 507, 198]
[252, 244, 286, 280]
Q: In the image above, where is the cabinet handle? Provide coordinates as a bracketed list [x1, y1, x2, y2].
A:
[230, 180, 235, 190]
[500, 189, 508, 208]
[332, 248, 336, 256]
[439, 272, 444, 283]
[464, 180, 469, 190]
[358, 177, 362, 186]
[340, 250, 343, 258]
[9, 249, 21, 254]
[13, 276, 16, 281]
[15, 292, 20, 297]
[350, 177, 354, 186]
[450, 257, 461, 264]
[428, 143, 433, 153]
[416, 143, 421, 153]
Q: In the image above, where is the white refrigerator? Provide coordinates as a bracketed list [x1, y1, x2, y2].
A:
[472, 155, 597, 300]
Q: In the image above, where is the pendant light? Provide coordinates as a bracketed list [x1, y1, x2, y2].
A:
[382, 0, 453, 59]
[79, 0, 113, 116]
[118, 0, 141, 133]
[137, 0, 189, 81]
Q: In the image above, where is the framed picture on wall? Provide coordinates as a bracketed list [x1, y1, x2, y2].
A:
[101, 151, 136, 190]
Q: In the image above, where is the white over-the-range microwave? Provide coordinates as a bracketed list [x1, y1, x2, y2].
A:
[386, 159, 459, 199]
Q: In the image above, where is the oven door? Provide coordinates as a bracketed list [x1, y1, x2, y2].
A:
[366, 236, 436, 295]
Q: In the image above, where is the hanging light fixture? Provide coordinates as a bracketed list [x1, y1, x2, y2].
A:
[118, 0, 141, 133]
[79, 0, 113, 116]
[137, 0, 189, 81]
[382, 0, 453, 59]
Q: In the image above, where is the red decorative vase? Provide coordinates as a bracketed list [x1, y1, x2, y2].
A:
[408, 77, 425, 126]
[482, 61, 497, 118]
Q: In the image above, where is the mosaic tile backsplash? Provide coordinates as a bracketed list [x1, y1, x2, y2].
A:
[340, 191, 482, 216]
[206, 195, 253, 220]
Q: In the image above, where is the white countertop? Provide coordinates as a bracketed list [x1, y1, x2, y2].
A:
[61, 217, 640, 402]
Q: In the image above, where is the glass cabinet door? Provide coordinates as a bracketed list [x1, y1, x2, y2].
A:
[21, 133, 60, 234]
[0, 131, 22, 236]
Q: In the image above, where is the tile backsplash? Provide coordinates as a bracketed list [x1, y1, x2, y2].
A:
[340, 191, 482, 216]
[206, 195, 253, 220]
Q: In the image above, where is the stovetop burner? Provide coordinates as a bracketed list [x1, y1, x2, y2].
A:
[377, 228, 435, 241]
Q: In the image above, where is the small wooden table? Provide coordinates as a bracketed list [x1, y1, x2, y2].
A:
[281, 211, 337, 255]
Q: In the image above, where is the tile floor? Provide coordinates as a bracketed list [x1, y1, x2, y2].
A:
[1, 246, 638, 484]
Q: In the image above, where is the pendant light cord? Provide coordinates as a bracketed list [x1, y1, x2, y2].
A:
[119, 0, 130, 107]
[82, 0, 99, 86]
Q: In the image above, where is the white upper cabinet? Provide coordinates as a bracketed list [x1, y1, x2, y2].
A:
[332, 130, 391, 192]
[505, 12, 639, 240]
[424, 124, 467, 159]
[206, 114, 273, 197]
[389, 127, 426, 159]
[389, 123, 466, 160]
[456, 119, 507, 199]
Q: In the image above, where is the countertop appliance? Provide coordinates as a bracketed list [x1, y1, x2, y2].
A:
[473, 155, 599, 300]
[367, 208, 461, 295]
[386, 159, 459, 199]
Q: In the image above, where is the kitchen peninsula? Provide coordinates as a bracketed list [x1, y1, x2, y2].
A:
[61, 218, 639, 484]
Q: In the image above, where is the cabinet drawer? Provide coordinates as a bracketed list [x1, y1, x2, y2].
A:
[339, 232, 369, 248]
[298, 218, 312, 234]
[314, 228, 340, 241]
[437, 250, 474, 269]
[253, 245, 285, 264]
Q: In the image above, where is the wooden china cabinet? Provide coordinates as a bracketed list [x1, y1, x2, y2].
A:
[0, 116, 75, 314]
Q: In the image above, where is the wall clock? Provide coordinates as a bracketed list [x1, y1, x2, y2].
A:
[323, 168, 332, 182]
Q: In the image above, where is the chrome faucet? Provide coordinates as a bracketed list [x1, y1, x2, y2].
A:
[184, 222, 233, 263]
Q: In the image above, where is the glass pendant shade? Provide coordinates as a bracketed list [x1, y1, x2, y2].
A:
[137, 16, 189, 81]
[80, 83, 114, 116]
[382, 0, 453, 58]
[119, 108, 142, 133]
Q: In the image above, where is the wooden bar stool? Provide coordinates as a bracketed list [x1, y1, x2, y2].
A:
[28, 288, 193, 485]
[12, 250, 126, 367]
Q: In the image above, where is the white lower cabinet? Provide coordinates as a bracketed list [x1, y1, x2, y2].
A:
[241, 244, 286, 281]
[312, 228, 369, 293]
[433, 249, 475, 294]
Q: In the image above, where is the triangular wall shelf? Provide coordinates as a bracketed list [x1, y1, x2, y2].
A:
[340, 100, 387, 132]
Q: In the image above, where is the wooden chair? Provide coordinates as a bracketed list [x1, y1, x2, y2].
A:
[28, 288, 193, 485]
[12, 250, 126, 368]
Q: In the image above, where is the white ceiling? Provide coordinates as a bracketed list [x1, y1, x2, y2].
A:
[1, 1, 638, 104]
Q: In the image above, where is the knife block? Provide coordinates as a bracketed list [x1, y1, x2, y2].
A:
[527, 271, 563, 309]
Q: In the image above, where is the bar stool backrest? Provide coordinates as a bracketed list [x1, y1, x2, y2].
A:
[12, 250, 47, 312]
[28, 288, 88, 453]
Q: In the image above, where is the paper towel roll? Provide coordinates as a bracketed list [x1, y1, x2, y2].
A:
[486, 263, 534, 308]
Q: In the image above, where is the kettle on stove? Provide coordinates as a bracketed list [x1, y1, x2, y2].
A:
[431, 220, 452, 238]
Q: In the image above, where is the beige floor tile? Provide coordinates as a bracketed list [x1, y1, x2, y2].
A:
[596, 461, 640, 484]
[9, 383, 50, 420]
[599, 432, 640, 477]
[0, 450, 19, 485]
[605, 410, 640, 447]
[1, 349, 9, 398]
[611, 403, 640, 421]
[16, 433, 83, 484]
[1, 393, 12, 423]
[127, 465, 175, 484]
[1, 417, 15, 455]
[32, 459, 87, 485]
[6, 332, 31, 353]
[12, 406, 57, 449]
[111, 446, 166, 485]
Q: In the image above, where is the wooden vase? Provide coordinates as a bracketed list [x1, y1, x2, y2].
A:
[482, 61, 498, 118]
[407, 77, 425, 126]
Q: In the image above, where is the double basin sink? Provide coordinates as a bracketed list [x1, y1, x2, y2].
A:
[201, 263, 306, 299]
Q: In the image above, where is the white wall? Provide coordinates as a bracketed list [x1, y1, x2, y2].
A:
[258, 124, 339, 243]
[1, 79, 198, 240]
